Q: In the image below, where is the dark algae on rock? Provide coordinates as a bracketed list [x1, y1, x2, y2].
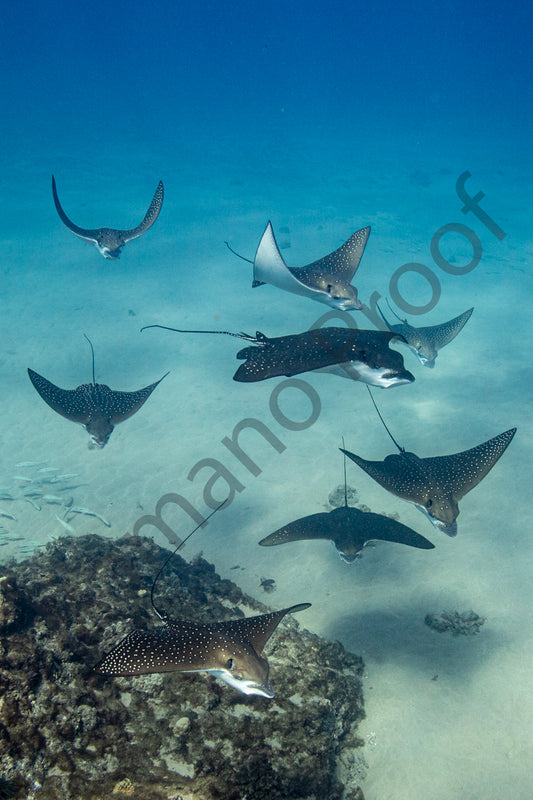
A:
[0, 534, 365, 800]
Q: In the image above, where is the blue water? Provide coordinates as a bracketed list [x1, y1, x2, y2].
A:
[1, 1, 532, 798]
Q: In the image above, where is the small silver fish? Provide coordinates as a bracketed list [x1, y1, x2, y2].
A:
[0, 511, 15, 520]
[70, 507, 111, 527]
[0, 493, 14, 501]
[13, 476, 33, 483]
[37, 467, 59, 474]
[42, 495, 64, 504]
[25, 498, 42, 511]
[15, 461, 47, 468]
[55, 515, 77, 535]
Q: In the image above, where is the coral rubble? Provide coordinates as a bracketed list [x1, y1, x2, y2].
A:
[328, 484, 359, 508]
[0, 534, 365, 800]
[424, 609, 486, 636]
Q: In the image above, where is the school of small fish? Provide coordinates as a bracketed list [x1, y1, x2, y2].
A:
[0, 461, 110, 555]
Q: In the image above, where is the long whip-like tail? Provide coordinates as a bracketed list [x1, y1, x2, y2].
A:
[83, 333, 96, 385]
[365, 385, 405, 453]
[151, 498, 228, 620]
[140, 324, 258, 342]
[224, 240, 253, 264]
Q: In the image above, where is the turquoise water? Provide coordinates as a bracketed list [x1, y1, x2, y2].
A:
[1, 1, 532, 797]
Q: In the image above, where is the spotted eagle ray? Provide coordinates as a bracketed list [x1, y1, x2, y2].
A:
[51, 175, 164, 258]
[141, 324, 415, 388]
[95, 504, 311, 698]
[341, 390, 516, 536]
[27, 337, 167, 447]
[377, 300, 474, 367]
[226, 221, 369, 310]
[259, 449, 434, 562]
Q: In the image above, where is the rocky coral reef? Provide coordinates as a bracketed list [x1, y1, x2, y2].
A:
[0, 534, 365, 800]
[424, 609, 486, 636]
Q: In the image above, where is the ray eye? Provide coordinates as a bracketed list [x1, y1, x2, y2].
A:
[426, 499, 433, 508]
[226, 658, 234, 670]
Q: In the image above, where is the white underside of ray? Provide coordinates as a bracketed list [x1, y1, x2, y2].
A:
[70, 231, 116, 259]
[413, 502, 457, 536]
[315, 361, 411, 387]
[72, 230, 99, 245]
[140, 664, 273, 697]
[207, 668, 274, 697]
[253, 222, 326, 299]
[398, 340, 436, 367]
[415, 350, 436, 368]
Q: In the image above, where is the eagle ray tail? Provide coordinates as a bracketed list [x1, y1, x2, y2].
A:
[224, 240, 253, 264]
[83, 333, 96, 385]
[365, 385, 405, 453]
[342, 436, 348, 507]
[150, 498, 229, 620]
[385, 297, 404, 323]
[140, 324, 258, 342]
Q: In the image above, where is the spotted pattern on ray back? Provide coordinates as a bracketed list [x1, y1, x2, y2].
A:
[296, 226, 371, 285]
[382, 307, 474, 365]
[28, 369, 165, 424]
[234, 327, 410, 382]
[27, 368, 167, 446]
[95, 604, 311, 676]
[342, 428, 517, 533]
